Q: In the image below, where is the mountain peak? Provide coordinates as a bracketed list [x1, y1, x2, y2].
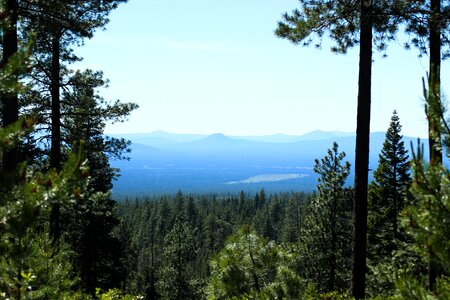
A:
[205, 133, 229, 140]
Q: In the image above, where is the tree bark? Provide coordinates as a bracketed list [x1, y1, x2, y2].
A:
[329, 196, 337, 291]
[50, 33, 62, 170]
[393, 143, 398, 240]
[1, 0, 19, 174]
[351, 1, 373, 298]
[427, 0, 441, 291]
[49, 31, 62, 241]
[428, 0, 442, 166]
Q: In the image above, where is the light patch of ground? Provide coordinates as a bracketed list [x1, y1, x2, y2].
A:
[226, 173, 310, 185]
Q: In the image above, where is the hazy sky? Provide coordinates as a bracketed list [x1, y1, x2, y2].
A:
[73, 0, 450, 138]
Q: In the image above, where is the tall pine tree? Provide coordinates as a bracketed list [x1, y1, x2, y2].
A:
[275, 2, 405, 295]
[59, 69, 136, 294]
[368, 110, 411, 259]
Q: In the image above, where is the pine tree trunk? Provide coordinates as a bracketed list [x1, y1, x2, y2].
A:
[50, 32, 62, 170]
[393, 145, 398, 240]
[351, 1, 373, 298]
[49, 31, 62, 241]
[1, 0, 19, 174]
[329, 196, 337, 291]
[428, 0, 441, 291]
[428, 0, 442, 166]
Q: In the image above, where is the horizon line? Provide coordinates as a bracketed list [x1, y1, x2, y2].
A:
[104, 129, 362, 137]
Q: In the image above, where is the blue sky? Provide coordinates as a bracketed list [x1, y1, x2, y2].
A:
[73, 0, 450, 138]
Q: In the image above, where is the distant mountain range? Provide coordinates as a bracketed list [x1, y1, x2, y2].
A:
[110, 130, 356, 145]
[109, 131, 426, 197]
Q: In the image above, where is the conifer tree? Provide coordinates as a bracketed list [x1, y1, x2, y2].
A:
[59, 69, 136, 294]
[19, 0, 128, 241]
[275, 2, 404, 295]
[298, 143, 353, 292]
[368, 111, 411, 259]
[1, 0, 19, 174]
[280, 195, 304, 243]
[157, 216, 197, 300]
[0, 13, 90, 298]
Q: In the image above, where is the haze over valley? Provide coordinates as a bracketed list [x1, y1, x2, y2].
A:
[111, 130, 425, 196]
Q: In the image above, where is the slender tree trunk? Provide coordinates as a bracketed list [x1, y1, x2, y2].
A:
[49, 31, 62, 241]
[427, 0, 441, 291]
[428, 0, 442, 166]
[393, 144, 398, 240]
[1, 0, 19, 174]
[329, 196, 337, 291]
[351, 1, 373, 298]
[328, 160, 338, 291]
[50, 33, 62, 170]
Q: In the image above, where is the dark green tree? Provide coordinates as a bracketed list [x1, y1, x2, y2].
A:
[61, 69, 137, 191]
[365, 111, 415, 297]
[19, 0, 128, 241]
[275, 1, 405, 295]
[368, 111, 411, 258]
[157, 216, 197, 300]
[280, 195, 304, 243]
[1, 0, 19, 173]
[58, 69, 136, 294]
[20, 0, 127, 170]
[0, 13, 89, 298]
[298, 142, 352, 293]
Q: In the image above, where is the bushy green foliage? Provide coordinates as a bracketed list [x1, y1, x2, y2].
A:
[0, 121, 90, 298]
[2, 230, 87, 300]
[206, 226, 305, 299]
[404, 146, 450, 274]
[96, 288, 142, 300]
[384, 142, 450, 298]
[392, 275, 450, 300]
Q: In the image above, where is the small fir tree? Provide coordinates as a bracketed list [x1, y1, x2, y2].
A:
[298, 142, 353, 292]
[157, 216, 197, 300]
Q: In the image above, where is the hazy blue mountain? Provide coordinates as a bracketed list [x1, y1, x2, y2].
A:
[229, 134, 307, 143]
[108, 130, 206, 146]
[110, 131, 426, 197]
[296, 130, 355, 141]
[108, 130, 356, 147]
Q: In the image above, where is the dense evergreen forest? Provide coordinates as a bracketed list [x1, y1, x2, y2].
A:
[0, 0, 449, 299]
